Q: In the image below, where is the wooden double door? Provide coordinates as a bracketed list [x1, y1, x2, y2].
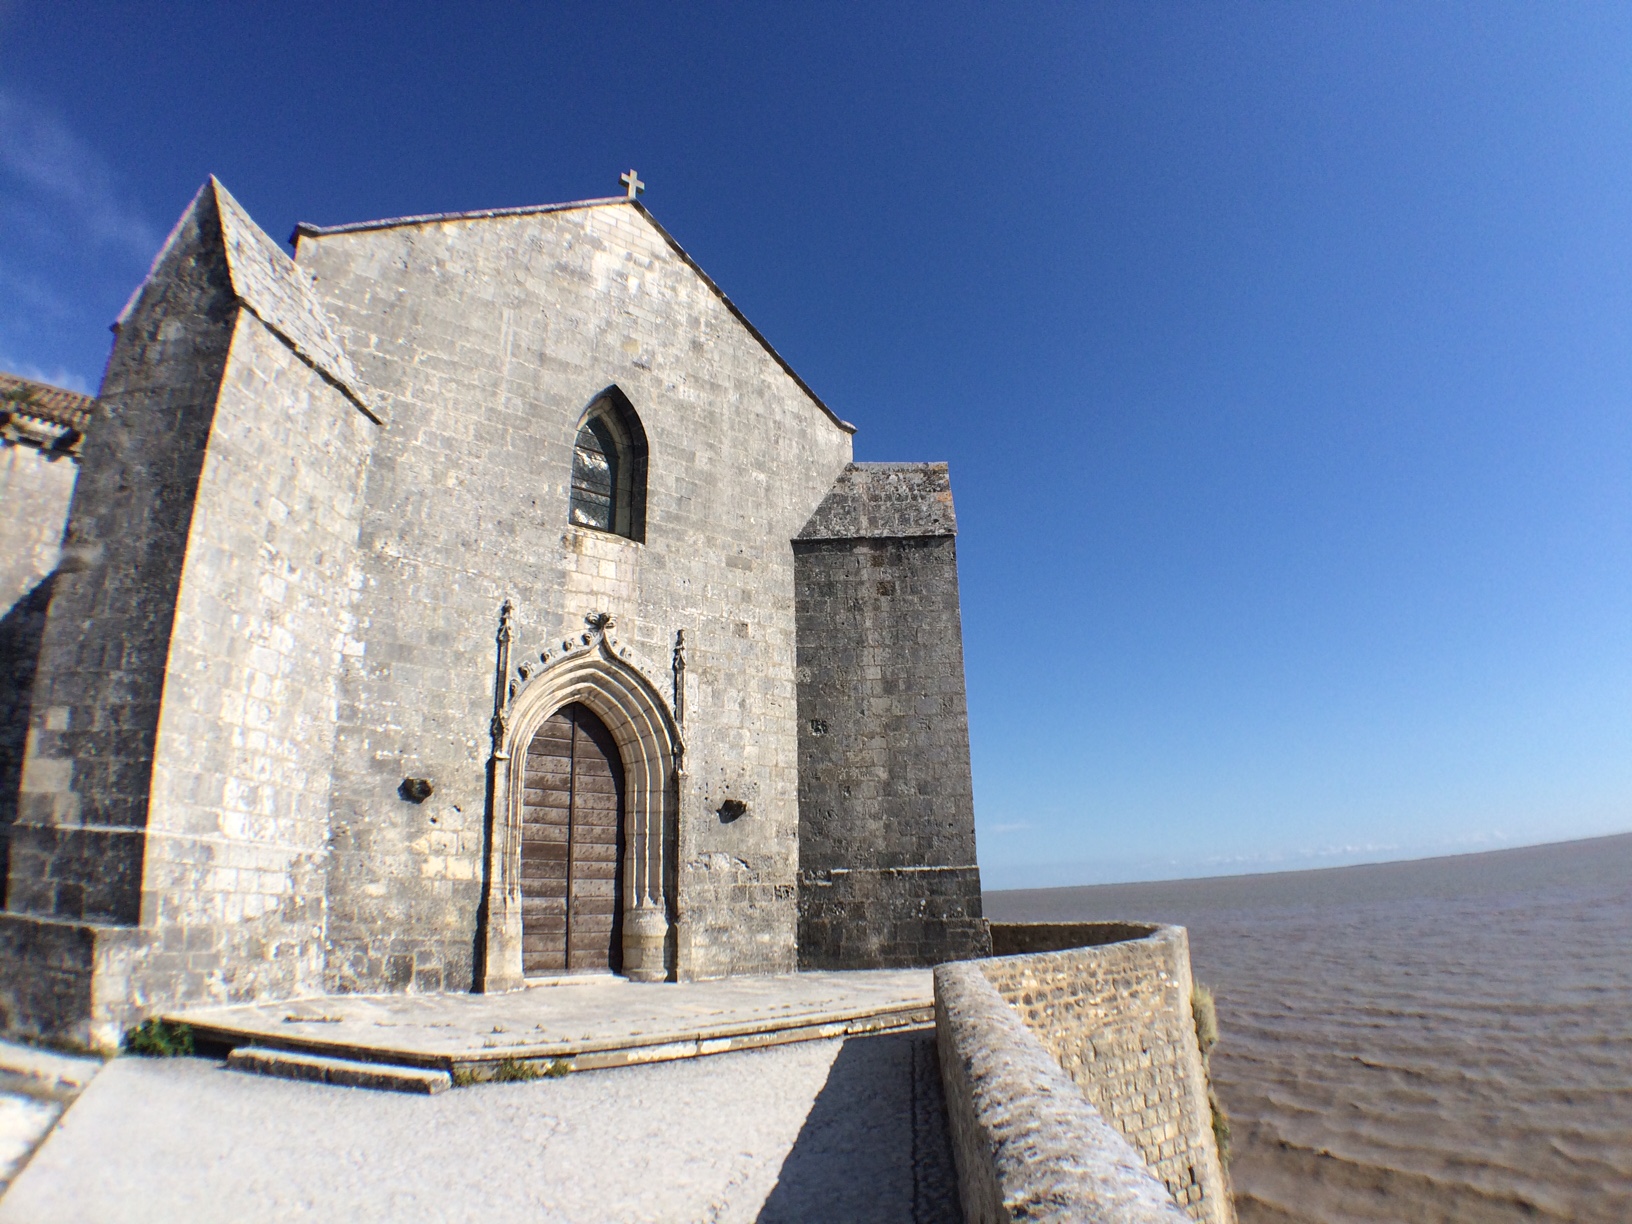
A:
[520, 702, 625, 975]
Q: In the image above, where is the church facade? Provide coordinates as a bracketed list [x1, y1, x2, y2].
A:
[0, 179, 988, 1046]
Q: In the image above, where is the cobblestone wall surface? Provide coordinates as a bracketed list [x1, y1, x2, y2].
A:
[979, 924, 1233, 1224]
[935, 960, 1190, 1223]
[294, 199, 854, 988]
[793, 464, 988, 968]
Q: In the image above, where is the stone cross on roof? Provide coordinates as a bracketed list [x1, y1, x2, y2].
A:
[620, 169, 644, 200]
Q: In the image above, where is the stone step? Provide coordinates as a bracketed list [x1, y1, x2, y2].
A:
[226, 1047, 450, 1094]
[0, 1040, 103, 1093]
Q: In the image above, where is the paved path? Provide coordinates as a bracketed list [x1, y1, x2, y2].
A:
[171, 970, 934, 1071]
[0, 1043, 102, 1196]
[0, 1030, 960, 1224]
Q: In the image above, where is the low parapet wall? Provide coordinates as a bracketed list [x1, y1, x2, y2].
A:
[936, 960, 1190, 1222]
[936, 922, 1233, 1224]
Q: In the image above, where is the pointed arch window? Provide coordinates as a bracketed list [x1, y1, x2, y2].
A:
[569, 390, 647, 542]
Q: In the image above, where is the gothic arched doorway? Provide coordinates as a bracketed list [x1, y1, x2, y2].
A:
[521, 702, 626, 974]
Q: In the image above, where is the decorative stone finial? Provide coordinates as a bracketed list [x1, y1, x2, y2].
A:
[620, 169, 644, 200]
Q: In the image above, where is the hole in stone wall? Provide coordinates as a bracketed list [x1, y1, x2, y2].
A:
[399, 777, 435, 804]
[717, 799, 748, 823]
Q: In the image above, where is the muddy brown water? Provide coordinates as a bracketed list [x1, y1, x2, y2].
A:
[986, 832, 1632, 1223]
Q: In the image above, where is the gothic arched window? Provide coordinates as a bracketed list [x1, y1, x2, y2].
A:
[569, 391, 647, 541]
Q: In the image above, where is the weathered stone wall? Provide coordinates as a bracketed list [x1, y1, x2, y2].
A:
[979, 924, 1233, 1224]
[136, 306, 376, 1009]
[935, 959, 1191, 1223]
[0, 427, 81, 904]
[1, 377, 95, 902]
[793, 464, 988, 968]
[0, 438, 76, 617]
[10, 188, 239, 928]
[1, 181, 380, 1044]
[293, 200, 855, 988]
[0, 574, 54, 905]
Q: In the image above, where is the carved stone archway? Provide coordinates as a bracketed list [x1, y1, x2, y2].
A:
[481, 610, 681, 989]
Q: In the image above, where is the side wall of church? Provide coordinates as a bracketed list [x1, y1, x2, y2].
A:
[793, 465, 989, 968]
[296, 202, 853, 990]
[134, 309, 377, 1008]
[0, 442, 76, 616]
[0, 446, 77, 903]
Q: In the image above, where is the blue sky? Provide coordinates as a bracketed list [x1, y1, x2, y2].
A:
[5, 3, 1631, 886]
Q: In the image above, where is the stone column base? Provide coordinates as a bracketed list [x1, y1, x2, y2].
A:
[621, 905, 670, 982]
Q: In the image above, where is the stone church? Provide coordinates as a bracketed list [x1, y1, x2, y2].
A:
[0, 177, 988, 1046]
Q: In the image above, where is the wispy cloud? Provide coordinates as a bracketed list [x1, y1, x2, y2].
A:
[0, 89, 160, 260]
[987, 821, 1034, 836]
[0, 88, 159, 386]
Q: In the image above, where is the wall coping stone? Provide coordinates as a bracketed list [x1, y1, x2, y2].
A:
[935, 959, 1190, 1223]
[797, 462, 958, 541]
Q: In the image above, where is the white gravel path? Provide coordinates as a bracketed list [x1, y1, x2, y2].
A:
[0, 1031, 959, 1224]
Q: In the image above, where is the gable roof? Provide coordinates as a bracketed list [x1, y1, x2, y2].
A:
[0, 371, 96, 432]
[294, 197, 855, 435]
[0, 371, 96, 454]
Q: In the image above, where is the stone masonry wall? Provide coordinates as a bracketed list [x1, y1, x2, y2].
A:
[979, 923, 1234, 1224]
[1, 181, 381, 1042]
[935, 959, 1191, 1224]
[0, 438, 77, 617]
[0, 440, 78, 901]
[2, 376, 100, 912]
[294, 200, 854, 989]
[9, 188, 239, 927]
[793, 464, 988, 968]
[135, 307, 376, 1010]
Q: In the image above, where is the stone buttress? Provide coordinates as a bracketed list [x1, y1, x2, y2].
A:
[793, 463, 990, 968]
[0, 179, 380, 1047]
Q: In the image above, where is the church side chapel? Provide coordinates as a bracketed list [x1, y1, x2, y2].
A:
[0, 173, 990, 1046]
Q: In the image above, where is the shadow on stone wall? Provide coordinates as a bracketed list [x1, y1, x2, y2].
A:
[0, 573, 55, 908]
[758, 1029, 961, 1224]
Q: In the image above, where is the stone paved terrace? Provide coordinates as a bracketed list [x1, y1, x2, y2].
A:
[0, 1030, 960, 1223]
[166, 969, 933, 1074]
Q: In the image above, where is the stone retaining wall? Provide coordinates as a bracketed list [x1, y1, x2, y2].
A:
[935, 960, 1189, 1223]
[975, 923, 1233, 1224]
[934, 923, 1233, 1223]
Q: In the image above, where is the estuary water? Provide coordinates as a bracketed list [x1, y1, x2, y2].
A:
[985, 832, 1632, 1223]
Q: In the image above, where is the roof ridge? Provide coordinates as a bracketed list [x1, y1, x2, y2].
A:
[292, 196, 630, 240]
[625, 201, 855, 435]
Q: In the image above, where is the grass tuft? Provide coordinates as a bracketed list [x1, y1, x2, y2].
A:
[490, 1057, 543, 1083]
[123, 1018, 194, 1057]
[1191, 983, 1219, 1056]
